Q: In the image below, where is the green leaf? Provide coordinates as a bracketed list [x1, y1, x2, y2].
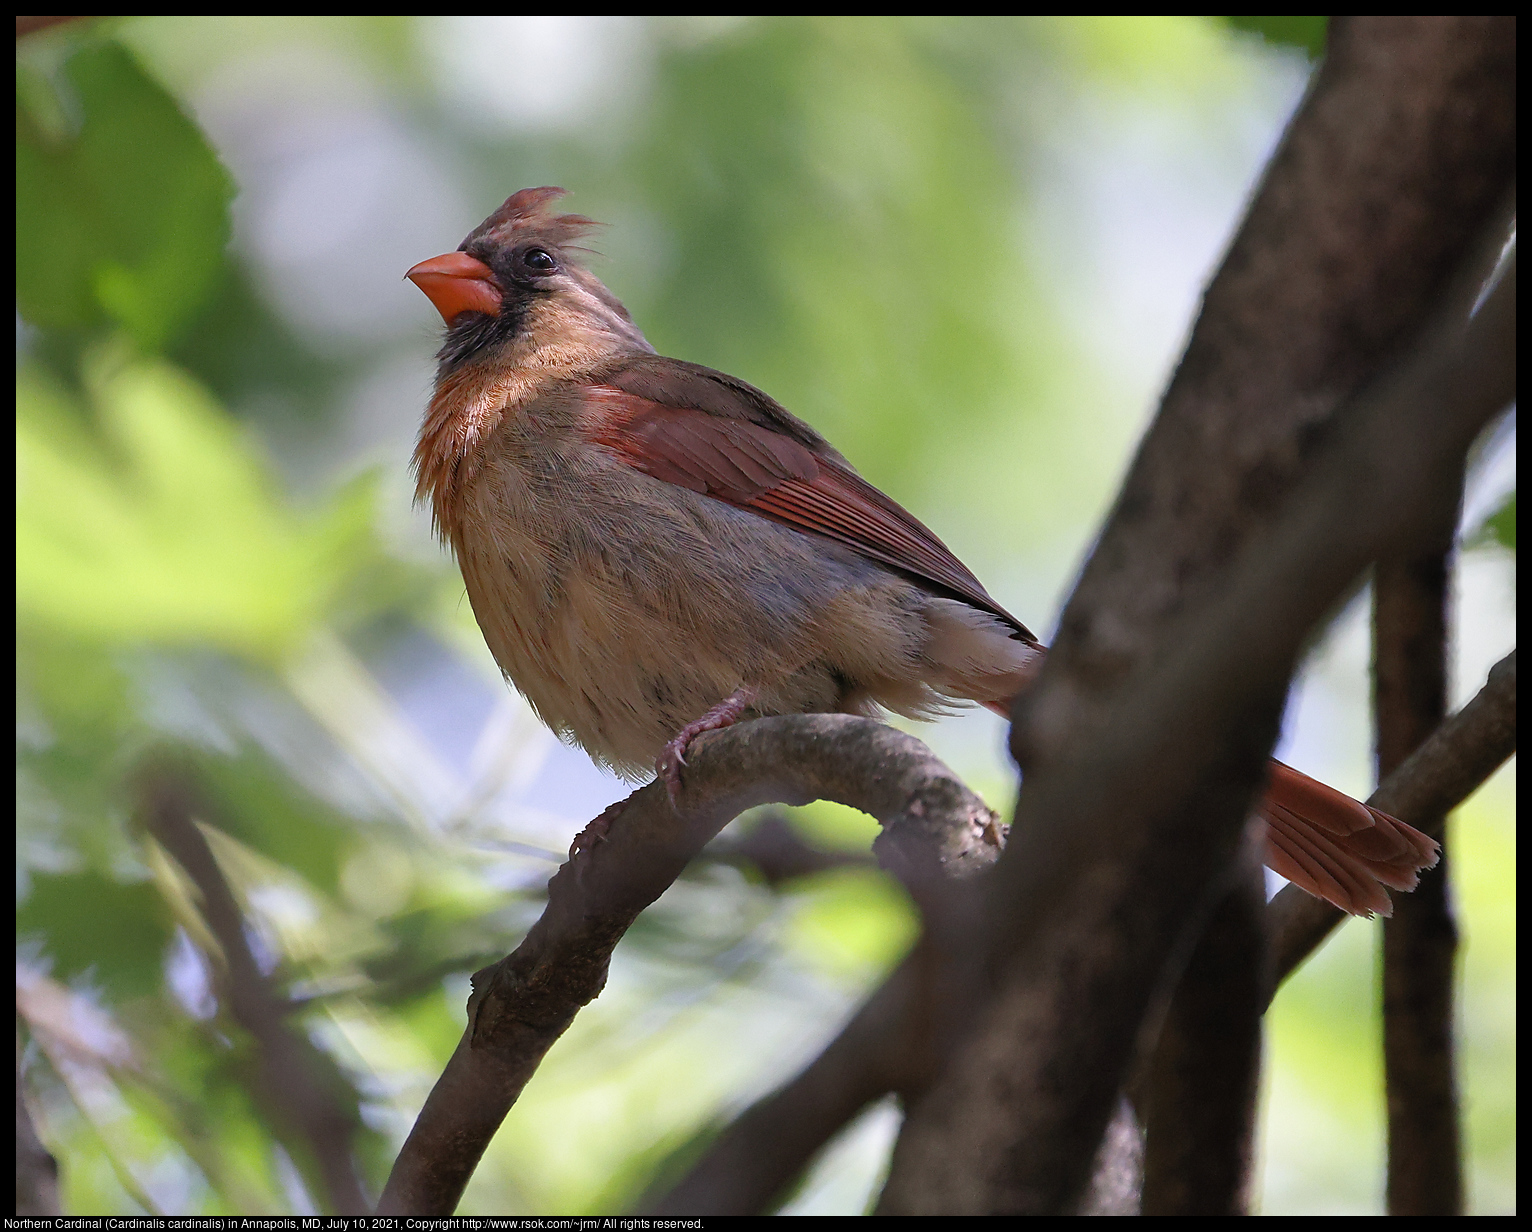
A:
[1472, 491, 1515, 553]
[1223, 16, 1329, 60]
[18, 871, 174, 1000]
[16, 40, 233, 348]
[195, 751, 359, 897]
[16, 353, 382, 659]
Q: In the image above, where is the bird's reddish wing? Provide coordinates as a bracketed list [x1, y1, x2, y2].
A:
[582, 386, 1034, 639]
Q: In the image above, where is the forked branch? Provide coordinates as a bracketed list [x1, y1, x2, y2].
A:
[378, 714, 1003, 1216]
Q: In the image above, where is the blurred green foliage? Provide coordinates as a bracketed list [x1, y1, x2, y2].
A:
[16, 43, 232, 348]
[1224, 16, 1329, 60]
[1474, 491, 1516, 553]
[18, 355, 381, 656]
[15, 15, 1514, 1218]
[627, 19, 1032, 485]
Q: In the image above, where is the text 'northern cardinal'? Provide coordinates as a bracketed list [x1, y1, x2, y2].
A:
[408, 187, 1439, 918]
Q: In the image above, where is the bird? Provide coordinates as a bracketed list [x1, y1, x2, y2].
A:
[406, 186, 1439, 918]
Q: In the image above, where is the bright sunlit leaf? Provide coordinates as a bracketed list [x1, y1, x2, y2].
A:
[17, 353, 378, 658]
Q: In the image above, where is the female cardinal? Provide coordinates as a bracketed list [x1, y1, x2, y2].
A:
[407, 187, 1438, 918]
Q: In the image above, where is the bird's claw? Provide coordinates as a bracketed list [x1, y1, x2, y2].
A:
[655, 687, 756, 812]
[658, 740, 689, 811]
[569, 798, 627, 858]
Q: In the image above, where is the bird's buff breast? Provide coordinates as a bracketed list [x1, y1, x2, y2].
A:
[444, 422, 901, 776]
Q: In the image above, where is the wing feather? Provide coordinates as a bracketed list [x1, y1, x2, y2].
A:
[581, 382, 1035, 640]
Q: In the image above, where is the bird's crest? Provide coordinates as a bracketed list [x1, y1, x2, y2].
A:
[460, 187, 600, 253]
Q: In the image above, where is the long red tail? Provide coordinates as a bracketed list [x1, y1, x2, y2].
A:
[982, 700, 1439, 917]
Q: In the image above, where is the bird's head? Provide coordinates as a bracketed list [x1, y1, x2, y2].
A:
[407, 187, 651, 376]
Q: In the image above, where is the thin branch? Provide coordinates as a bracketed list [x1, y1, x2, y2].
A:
[877, 13, 1516, 1212]
[644, 824, 1003, 1217]
[139, 770, 371, 1216]
[1268, 649, 1516, 997]
[1376, 472, 1463, 1213]
[16, 1032, 62, 1217]
[641, 943, 923, 1215]
[645, 786, 1012, 1216]
[378, 714, 1003, 1217]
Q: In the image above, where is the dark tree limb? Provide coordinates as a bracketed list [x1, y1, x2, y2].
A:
[1139, 826, 1266, 1215]
[1268, 649, 1516, 998]
[875, 13, 1515, 1212]
[876, 229, 1514, 1217]
[1027, 16, 1516, 715]
[645, 801, 1007, 1217]
[1384, 851, 1463, 1212]
[1075, 1099, 1146, 1216]
[378, 714, 1003, 1217]
[1375, 466, 1463, 1213]
[139, 771, 372, 1216]
[16, 1032, 62, 1217]
[643, 615, 1515, 1220]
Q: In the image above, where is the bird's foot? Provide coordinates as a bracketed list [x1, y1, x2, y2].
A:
[569, 797, 629, 859]
[658, 687, 757, 810]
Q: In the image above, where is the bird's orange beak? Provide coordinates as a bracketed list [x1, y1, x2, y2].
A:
[406, 252, 502, 323]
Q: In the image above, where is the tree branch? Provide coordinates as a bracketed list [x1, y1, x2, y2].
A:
[1268, 649, 1516, 996]
[879, 228, 1514, 1217]
[16, 1033, 62, 1217]
[641, 941, 923, 1216]
[1024, 17, 1516, 717]
[378, 714, 1003, 1216]
[876, 14, 1515, 1212]
[139, 770, 371, 1215]
[1376, 465, 1463, 1213]
[644, 813, 1008, 1216]
[1139, 835, 1266, 1214]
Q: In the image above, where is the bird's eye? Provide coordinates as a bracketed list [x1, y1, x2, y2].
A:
[520, 247, 558, 275]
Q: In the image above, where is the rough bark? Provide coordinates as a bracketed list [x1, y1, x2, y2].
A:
[875, 15, 1515, 1213]
[1375, 482, 1464, 1215]
[1139, 836, 1266, 1214]
[379, 715, 1003, 1216]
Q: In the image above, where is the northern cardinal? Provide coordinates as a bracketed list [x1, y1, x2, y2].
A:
[407, 187, 1439, 918]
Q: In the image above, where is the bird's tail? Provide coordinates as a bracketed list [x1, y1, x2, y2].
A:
[1258, 759, 1438, 917]
[982, 699, 1439, 917]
